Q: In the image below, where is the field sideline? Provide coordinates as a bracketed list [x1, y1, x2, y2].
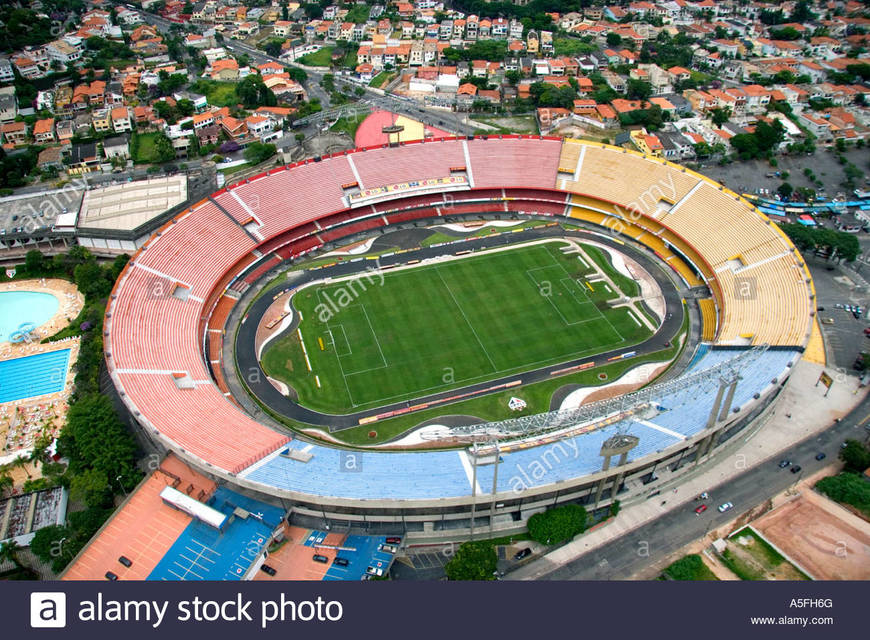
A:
[261, 240, 653, 414]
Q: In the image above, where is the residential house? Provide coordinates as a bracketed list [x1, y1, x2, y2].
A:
[33, 118, 56, 143]
[103, 134, 130, 159]
[111, 106, 133, 133]
[92, 108, 112, 133]
[0, 87, 17, 123]
[210, 58, 239, 81]
[245, 114, 273, 140]
[220, 116, 248, 141]
[0, 58, 14, 83]
[196, 124, 220, 146]
[67, 142, 101, 175]
[37, 146, 64, 171]
[1, 121, 28, 146]
[56, 120, 75, 143]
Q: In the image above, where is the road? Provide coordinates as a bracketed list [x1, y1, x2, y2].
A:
[530, 395, 870, 580]
[234, 226, 685, 430]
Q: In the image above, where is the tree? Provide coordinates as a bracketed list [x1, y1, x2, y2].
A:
[527, 503, 587, 545]
[31, 525, 74, 573]
[58, 394, 140, 490]
[73, 260, 111, 298]
[24, 249, 46, 275]
[626, 78, 652, 101]
[790, 0, 816, 23]
[176, 98, 195, 118]
[840, 440, 870, 473]
[664, 554, 716, 580]
[816, 473, 870, 518]
[606, 33, 622, 47]
[153, 100, 177, 124]
[777, 181, 793, 199]
[0, 540, 22, 570]
[244, 142, 277, 165]
[235, 74, 277, 108]
[110, 254, 130, 281]
[444, 541, 497, 581]
[69, 467, 112, 508]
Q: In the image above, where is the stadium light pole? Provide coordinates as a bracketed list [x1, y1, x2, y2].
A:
[469, 441, 478, 542]
[489, 443, 500, 538]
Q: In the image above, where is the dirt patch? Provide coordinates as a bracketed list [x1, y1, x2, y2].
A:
[752, 493, 870, 580]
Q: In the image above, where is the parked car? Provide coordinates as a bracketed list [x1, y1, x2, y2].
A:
[790, 465, 802, 474]
[778, 460, 791, 468]
[332, 557, 349, 567]
[513, 548, 532, 561]
[717, 502, 733, 513]
[313, 554, 329, 563]
[365, 566, 384, 576]
[694, 504, 708, 515]
[260, 564, 277, 576]
[385, 536, 402, 544]
[815, 452, 827, 461]
[378, 543, 398, 554]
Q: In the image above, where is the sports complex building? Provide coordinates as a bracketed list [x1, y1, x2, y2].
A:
[104, 135, 817, 541]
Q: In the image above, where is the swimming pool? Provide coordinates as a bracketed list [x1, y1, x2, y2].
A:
[0, 349, 71, 403]
[0, 291, 59, 342]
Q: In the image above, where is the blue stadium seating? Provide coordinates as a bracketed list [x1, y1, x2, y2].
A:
[243, 348, 800, 499]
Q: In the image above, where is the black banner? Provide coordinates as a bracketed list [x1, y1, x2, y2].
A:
[7, 580, 863, 639]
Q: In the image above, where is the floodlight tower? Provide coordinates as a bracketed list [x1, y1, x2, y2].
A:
[591, 433, 640, 510]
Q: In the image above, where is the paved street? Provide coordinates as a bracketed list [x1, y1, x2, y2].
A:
[508, 363, 869, 580]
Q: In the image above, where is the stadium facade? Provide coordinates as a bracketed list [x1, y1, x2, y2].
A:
[104, 136, 814, 539]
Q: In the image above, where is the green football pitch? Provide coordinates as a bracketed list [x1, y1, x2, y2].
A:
[261, 240, 653, 414]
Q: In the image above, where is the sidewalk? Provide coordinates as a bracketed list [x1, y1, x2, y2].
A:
[509, 358, 868, 580]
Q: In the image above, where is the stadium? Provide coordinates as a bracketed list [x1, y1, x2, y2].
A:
[105, 135, 816, 539]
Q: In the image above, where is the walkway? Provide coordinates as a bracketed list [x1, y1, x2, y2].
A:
[508, 359, 868, 579]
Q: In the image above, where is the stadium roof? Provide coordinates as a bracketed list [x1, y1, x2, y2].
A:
[77, 175, 188, 232]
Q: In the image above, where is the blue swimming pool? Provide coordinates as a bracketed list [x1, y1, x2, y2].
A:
[0, 291, 59, 342]
[0, 349, 71, 403]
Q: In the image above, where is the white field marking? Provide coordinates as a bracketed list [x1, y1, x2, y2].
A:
[576, 254, 589, 269]
[628, 310, 642, 327]
[458, 450, 483, 495]
[358, 303, 388, 368]
[297, 327, 312, 371]
[434, 266, 497, 371]
[315, 375, 321, 388]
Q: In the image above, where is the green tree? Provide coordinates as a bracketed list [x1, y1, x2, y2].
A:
[176, 98, 195, 117]
[73, 260, 111, 298]
[24, 249, 46, 275]
[244, 142, 277, 165]
[840, 439, 870, 473]
[527, 503, 587, 545]
[816, 473, 870, 518]
[664, 554, 717, 580]
[606, 33, 622, 47]
[777, 181, 793, 199]
[626, 78, 652, 101]
[444, 541, 497, 581]
[235, 74, 277, 108]
[710, 107, 732, 127]
[58, 394, 140, 490]
[69, 467, 112, 508]
[0, 540, 23, 570]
